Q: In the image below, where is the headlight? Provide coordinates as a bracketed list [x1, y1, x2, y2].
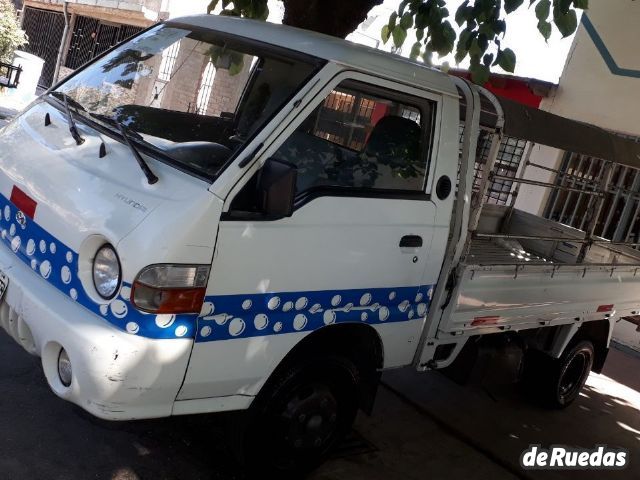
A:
[92, 244, 121, 299]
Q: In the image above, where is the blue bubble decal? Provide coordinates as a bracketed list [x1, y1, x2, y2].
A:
[0, 193, 433, 341]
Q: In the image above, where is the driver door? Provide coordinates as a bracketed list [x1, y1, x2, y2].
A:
[178, 73, 447, 401]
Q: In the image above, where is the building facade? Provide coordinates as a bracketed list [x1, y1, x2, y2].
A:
[511, 0, 640, 350]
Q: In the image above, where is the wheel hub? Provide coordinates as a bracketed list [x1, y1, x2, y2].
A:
[559, 351, 588, 397]
[282, 382, 338, 450]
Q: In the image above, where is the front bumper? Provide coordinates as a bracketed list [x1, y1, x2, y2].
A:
[0, 242, 193, 420]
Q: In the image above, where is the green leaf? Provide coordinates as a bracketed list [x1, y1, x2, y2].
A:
[469, 38, 482, 56]
[470, 63, 490, 85]
[392, 25, 408, 48]
[455, 2, 471, 26]
[554, 8, 578, 37]
[493, 19, 507, 36]
[558, 0, 573, 14]
[497, 48, 516, 72]
[381, 24, 391, 44]
[415, 11, 429, 29]
[206, 0, 220, 13]
[504, 0, 525, 13]
[398, 0, 410, 16]
[477, 33, 489, 52]
[537, 19, 552, 40]
[573, 0, 589, 9]
[455, 46, 468, 64]
[483, 53, 494, 67]
[441, 20, 457, 47]
[389, 11, 398, 29]
[478, 22, 495, 36]
[410, 42, 422, 60]
[416, 28, 425, 41]
[400, 12, 414, 30]
[535, 0, 551, 21]
[229, 58, 244, 76]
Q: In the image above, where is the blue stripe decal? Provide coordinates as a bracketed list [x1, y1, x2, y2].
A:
[194, 285, 433, 343]
[582, 15, 640, 79]
[0, 193, 432, 341]
[0, 194, 197, 340]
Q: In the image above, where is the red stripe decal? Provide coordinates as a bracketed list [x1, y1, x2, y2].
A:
[597, 304, 614, 313]
[471, 316, 501, 326]
[10, 186, 37, 219]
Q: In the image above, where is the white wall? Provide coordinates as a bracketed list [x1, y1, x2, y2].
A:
[542, 0, 640, 137]
[514, 145, 563, 216]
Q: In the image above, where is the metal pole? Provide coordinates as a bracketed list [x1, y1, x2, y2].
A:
[488, 174, 602, 195]
[546, 151, 573, 220]
[579, 160, 606, 231]
[569, 157, 598, 226]
[52, 1, 70, 85]
[613, 169, 640, 241]
[558, 155, 585, 224]
[578, 161, 614, 263]
[469, 132, 502, 233]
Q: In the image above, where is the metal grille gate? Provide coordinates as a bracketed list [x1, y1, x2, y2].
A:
[65, 16, 144, 70]
[544, 135, 640, 247]
[21, 7, 66, 88]
[21, 8, 144, 88]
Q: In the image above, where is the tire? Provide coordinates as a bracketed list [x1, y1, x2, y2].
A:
[239, 354, 361, 478]
[522, 340, 594, 409]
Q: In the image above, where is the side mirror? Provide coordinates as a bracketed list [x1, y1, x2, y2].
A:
[257, 158, 297, 218]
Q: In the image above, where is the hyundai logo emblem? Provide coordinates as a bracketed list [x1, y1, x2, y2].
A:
[15, 211, 26, 229]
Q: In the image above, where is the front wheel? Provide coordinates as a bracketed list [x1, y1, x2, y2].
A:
[240, 354, 361, 477]
[523, 340, 594, 408]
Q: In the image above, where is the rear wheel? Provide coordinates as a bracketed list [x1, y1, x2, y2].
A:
[523, 340, 594, 408]
[240, 354, 360, 477]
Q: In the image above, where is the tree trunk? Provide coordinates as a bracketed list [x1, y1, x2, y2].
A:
[282, 0, 383, 38]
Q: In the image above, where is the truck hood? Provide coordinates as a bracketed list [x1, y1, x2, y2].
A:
[0, 100, 212, 252]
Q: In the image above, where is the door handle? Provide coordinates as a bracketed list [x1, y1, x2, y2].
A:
[399, 235, 423, 248]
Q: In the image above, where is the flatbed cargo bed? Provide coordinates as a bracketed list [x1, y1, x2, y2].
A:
[436, 205, 640, 339]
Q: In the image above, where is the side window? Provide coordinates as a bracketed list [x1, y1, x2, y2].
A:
[274, 80, 434, 194]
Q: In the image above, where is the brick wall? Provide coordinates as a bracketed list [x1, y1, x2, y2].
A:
[205, 62, 252, 117]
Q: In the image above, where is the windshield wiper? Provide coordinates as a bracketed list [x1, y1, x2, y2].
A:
[115, 122, 159, 185]
[46, 92, 157, 183]
[88, 112, 144, 141]
[59, 92, 85, 145]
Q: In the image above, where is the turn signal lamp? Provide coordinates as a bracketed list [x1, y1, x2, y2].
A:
[131, 264, 210, 314]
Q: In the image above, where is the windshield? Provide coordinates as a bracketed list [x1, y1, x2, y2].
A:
[54, 24, 319, 179]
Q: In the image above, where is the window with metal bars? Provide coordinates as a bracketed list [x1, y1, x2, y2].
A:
[65, 16, 144, 71]
[158, 40, 181, 82]
[544, 134, 640, 246]
[311, 85, 422, 152]
[195, 61, 217, 115]
[20, 7, 66, 87]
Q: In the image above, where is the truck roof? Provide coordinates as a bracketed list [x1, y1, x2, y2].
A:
[168, 15, 458, 97]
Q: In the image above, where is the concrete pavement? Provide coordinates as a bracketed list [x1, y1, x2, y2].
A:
[1, 325, 639, 479]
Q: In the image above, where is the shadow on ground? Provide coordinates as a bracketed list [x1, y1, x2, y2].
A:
[1, 329, 639, 479]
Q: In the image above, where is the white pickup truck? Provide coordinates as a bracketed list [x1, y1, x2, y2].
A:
[1, 14, 639, 475]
